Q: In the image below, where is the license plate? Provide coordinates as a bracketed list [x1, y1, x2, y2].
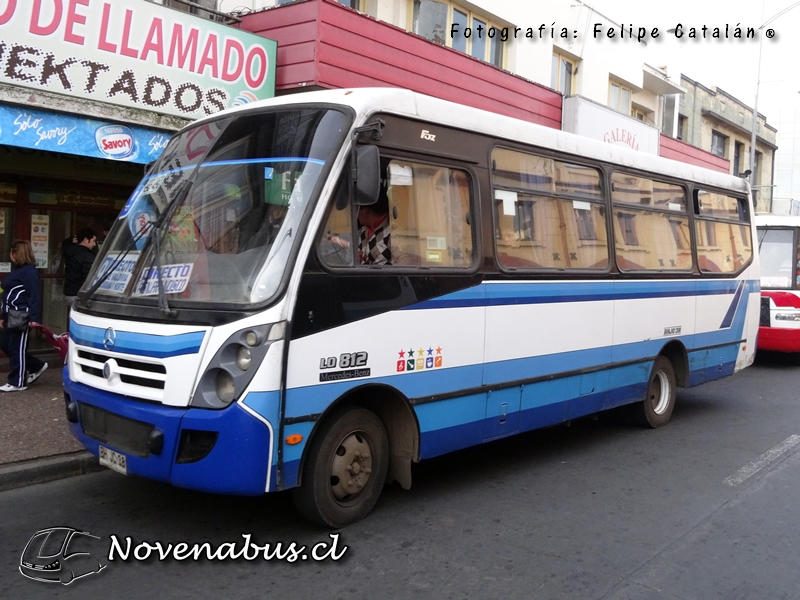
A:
[98, 445, 127, 475]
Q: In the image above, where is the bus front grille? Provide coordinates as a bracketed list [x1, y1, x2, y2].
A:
[79, 403, 155, 457]
[76, 350, 167, 391]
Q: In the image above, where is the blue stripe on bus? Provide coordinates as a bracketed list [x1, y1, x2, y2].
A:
[70, 321, 205, 358]
[719, 281, 745, 329]
[285, 334, 747, 420]
[416, 380, 653, 460]
[407, 279, 751, 311]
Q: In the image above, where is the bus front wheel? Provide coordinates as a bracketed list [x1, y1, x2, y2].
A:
[630, 356, 676, 428]
[292, 406, 389, 528]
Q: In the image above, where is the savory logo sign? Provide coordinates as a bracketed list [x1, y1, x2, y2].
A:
[0, 0, 277, 120]
[95, 125, 134, 159]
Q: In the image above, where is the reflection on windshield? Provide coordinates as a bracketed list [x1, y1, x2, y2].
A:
[86, 108, 349, 307]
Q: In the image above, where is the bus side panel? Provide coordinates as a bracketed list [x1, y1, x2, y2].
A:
[415, 394, 490, 459]
[239, 391, 283, 493]
[611, 280, 697, 364]
[282, 294, 487, 487]
[738, 289, 760, 369]
[692, 279, 755, 385]
[482, 282, 614, 433]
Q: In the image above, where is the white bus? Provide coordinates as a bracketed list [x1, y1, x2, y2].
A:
[65, 88, 760, 527]
[755, 214, 800, 352]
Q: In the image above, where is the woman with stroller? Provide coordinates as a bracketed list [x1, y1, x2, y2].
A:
[0, 240, 47, 392]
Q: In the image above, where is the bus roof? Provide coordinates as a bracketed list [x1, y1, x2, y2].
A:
[755, 214, 800, 227]
[192, 88, 750, 195]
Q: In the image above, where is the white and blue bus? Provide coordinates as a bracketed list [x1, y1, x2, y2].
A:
[65, 89, 760, 527]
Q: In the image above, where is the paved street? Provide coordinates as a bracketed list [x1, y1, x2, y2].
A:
[4, 355, 800, 599]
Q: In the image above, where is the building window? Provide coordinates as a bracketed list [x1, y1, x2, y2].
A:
[733, 141, 744, 176]
[616, 212, 638, 246]
[677, 115, 687, 141]
[608, 81, 632, 115]
[575, 207, 597, 240]
[632, 106, 653, 125]
[165, 0, 222, 18]
[412, 0, 506, 67]
[711, 130, 728, 158]
[704, 221, 716, 246]
[551, 52, 575, 95]
[669, 220, 685, 249]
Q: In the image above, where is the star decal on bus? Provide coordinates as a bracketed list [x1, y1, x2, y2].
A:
[396, 345, 444, 372]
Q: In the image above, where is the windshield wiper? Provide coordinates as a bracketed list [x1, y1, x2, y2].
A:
[81, 180, 193, 310]
[135, 181, 193, 317]
[144, 211, 177, 317]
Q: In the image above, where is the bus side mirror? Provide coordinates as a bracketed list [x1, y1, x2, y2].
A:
[353, 145, 380, 206]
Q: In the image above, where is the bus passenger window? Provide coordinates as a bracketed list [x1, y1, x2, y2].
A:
[695, 190, 751, 274]
[319, 160, 475, 269]
[386, 160, 474, 268]
[491, 148, 608, 270]
[611, 173, 690, 272]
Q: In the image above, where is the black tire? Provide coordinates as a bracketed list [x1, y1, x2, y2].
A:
[292, 406, 389, 528]
[630, 356, 676, 428]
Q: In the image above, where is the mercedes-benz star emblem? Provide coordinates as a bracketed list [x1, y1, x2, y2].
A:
[103, 328, 116, 350]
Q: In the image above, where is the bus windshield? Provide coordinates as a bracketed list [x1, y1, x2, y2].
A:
[758, 227, 796, 289]
[85, 107, 350, 307]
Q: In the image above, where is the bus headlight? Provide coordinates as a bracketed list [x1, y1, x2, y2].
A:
[236, 346, 252, 371]
[192, 322, 285, 409]
[216, 371, 236, 404]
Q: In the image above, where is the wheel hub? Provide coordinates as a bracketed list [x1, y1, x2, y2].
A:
[330, 433, 373, 501]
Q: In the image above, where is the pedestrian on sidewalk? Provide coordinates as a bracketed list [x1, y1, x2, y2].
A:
[0, 239, 47, 392]
[62, 227, 97, 310]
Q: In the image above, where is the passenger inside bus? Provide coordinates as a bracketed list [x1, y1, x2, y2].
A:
[355, 192, 391, 265]
[330, 175, 392, 265]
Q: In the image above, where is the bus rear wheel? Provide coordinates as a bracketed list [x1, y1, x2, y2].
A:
[292, 406, 389, 528]
[630, 356, 676, 428]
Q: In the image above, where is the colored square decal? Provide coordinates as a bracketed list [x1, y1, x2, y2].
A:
[416, 358, 424, 370]
[407, 359, 415, 371]
[434, 356, 443, 367]
[426, 357, 433, 369]
[396, 360, 405, 372]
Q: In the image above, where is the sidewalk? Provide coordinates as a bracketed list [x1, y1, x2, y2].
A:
[0, 352, 102, 492]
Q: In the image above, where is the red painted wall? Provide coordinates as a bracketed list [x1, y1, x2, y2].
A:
[659, 134, 730, 174]
[238, 0, 562, 129]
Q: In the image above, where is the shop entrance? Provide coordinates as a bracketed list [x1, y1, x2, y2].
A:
[0, 146, 143, 352]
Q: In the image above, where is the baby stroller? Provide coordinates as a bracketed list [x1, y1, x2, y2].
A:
[30, 323, 69, 362]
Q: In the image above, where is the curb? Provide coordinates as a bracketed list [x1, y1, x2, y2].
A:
[0, 451, 104, 492]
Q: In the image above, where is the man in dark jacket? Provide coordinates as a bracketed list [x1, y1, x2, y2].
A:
[63, 227, 97, 309]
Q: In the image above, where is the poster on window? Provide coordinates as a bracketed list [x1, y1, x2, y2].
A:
[31, 214, 49, 269]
